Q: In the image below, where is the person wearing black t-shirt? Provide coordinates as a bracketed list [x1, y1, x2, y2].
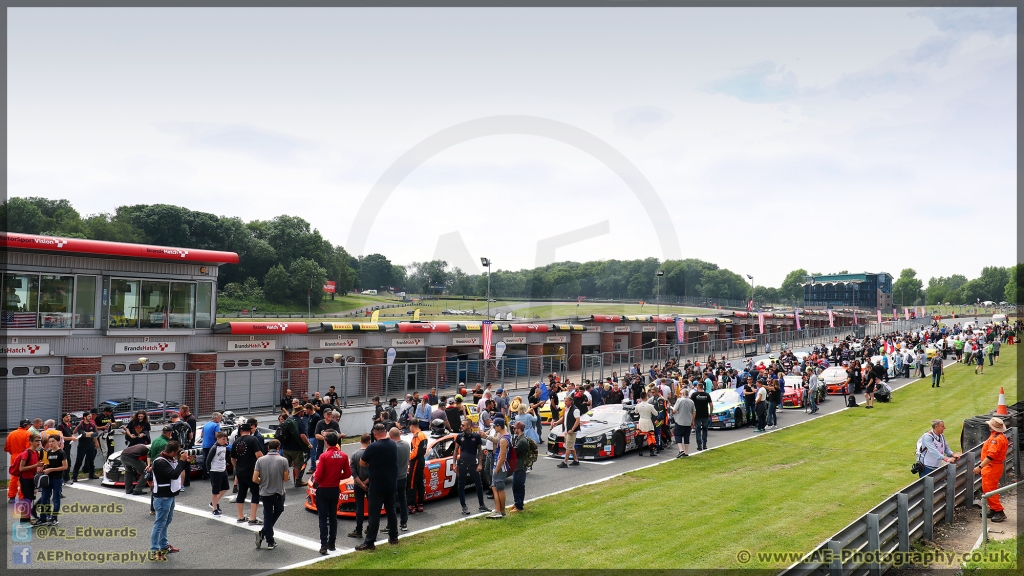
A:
[454, 418, 487, 514]
[58, 413, 76, 482]
[691, 388, 713, 452]
[355, 425, 398, 551]
[38, 435, 67, 525]
[94, 407, 117, 459]
[71, 413, 99, 482]
[230, 424, 264, 524]
[124, 411, 151, 447]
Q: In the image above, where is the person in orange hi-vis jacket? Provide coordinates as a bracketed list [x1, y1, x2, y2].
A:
[6, 419, 32, 500]
[973, 418, 1009, 523]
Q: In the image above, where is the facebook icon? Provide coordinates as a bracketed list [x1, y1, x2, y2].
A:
[13, 546, 32, 565]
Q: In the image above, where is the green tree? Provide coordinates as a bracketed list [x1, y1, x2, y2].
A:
[976, 266, 1009, 303]
[779, 269, 808, 301]
[263, 264, 291, 303]
[1004, 264, 1021, 305]
[359, 254, 394, 291]
[1, 198, 46, 233]
[288, 258, 328, 307]
[893, 268, 924, 306]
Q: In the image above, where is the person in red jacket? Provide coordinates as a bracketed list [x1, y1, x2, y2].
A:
[14, 434, 43, 523]
[312, 432, 352, 555]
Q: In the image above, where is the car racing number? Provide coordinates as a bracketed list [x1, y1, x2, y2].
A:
[443, 458, 457, 489]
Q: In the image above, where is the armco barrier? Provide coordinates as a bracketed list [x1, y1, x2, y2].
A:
[781, 427, 1018, 576]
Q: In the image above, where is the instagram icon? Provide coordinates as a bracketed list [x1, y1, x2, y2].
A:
[12, 499, 31, 520]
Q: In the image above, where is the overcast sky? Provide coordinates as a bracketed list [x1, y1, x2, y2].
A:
[7, 7, 1017, 288]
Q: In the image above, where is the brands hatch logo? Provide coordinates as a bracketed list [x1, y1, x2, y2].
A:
[26, 345, 40, 354]
[146, 248, 189, 258]
[1, 345, 41, 355]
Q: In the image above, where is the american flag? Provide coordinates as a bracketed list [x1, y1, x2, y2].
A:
[1, 311, 37, 328]
[481, 320, 493, 360]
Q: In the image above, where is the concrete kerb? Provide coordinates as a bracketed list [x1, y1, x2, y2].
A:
[262, 357, 961, 573]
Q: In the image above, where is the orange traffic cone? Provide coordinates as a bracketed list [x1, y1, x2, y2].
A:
[996, 387, 1008, 415]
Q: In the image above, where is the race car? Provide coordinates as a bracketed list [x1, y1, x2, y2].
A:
[820, 366, 850, 395]
[71, 397, 180, 425]
[432, 403, 479, 425]
[782, 383, 826, 409]
[305, 427, 501, 517]
[537, 392, 569, 423]
[547, 404, 646, 459]
[709, 389, 746, 429]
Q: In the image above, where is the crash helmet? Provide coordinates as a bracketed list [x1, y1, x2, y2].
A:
[430, 418, 447, 437]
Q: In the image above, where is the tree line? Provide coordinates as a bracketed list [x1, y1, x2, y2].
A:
[2, 197, 1018, 309]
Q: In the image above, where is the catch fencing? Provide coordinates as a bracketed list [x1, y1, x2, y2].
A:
[782, 427, 1019, 576]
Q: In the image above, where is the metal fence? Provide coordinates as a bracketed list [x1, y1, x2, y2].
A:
[782, 427, 1019, 576]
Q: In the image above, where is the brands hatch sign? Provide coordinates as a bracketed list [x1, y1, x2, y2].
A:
[2, 343, 50, 356]
[227, 340, 276, 351]
[115, 342, 176, 354]
[320, 339, 358, 349]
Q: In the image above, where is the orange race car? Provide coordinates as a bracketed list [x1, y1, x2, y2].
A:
[819, 366, 850, 395]
[305, 430, 499, 517]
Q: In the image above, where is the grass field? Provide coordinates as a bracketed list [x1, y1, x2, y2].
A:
[304, 346, 1018, 570]
[963, 534, 1020, 571]
[516, 302, 712, 318]
[218, 293, 394, 316]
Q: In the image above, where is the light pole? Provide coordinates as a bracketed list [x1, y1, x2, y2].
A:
[308, 272, 313, 319]
[656, 270, 664, 316]
[480, 257, 492, 319]
[746, 275, 754, 308]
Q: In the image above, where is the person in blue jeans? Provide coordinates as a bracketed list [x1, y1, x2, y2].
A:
[691, 388, 712, 451]
[150, 440, 187, 560]
[509, 422, 529, 513]
[38, 436, 67, 525]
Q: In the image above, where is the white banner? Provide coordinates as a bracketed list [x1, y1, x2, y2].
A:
[2, 343, 50, 357]
[495, 341, 507, 359]
[613, 326, 630, 333]
[545, 335, 568, 343]
[502, 336, 527, 345]
[115, 341, 177, 354]
[452, 337, 480, 345]
[227, 340, 275, 351]
[391, 338, 425, 347]
[320, 339, 358, 349]
[641, 325, 656, 332]
[386, 347, 397, 379]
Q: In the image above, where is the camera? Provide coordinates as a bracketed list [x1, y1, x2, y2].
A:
[910, 462, 923, 475]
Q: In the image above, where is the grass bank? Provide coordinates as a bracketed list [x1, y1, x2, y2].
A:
[304, 346, 1018, 570]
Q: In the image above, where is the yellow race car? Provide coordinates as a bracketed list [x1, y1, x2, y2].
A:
[431, 403, 479, 424]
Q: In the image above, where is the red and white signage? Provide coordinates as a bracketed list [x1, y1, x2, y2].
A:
[641, 325, 656, 332]
[115, 341, 176, 354]
[2, 232, 240, 265]
[227, 340, 276, 351]
[545, 335, 568, 343]
[320, 339, 358, 349]
[2, 343, 50, 356]
[392, 338, 424, 347]
[613, 326, 630, 333]
[323, 281, 336, 294]
[509, 324, 549, 333]
[590, 314, 621, 323]
[452, 337, 481, 345]
[398, 322, 451, 333]
[502, 336, 527, 345]
[227, 322, 308, 335]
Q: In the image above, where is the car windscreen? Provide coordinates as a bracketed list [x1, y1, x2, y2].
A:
[709, 389, 740, 404]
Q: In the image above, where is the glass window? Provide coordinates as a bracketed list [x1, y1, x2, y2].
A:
[128, 363, 144, 372]
[169, 282, 196, 329]
[237, 360, 249, 367]
[3, 273, 39, 328]
[162, 362, 176, 371]
[264, 359, 276, 366]
[12, 367, 29, 376]
[148, 363, 160, 371]
[251, 359, 262, 367]
[39, 275, 75, 328]
[75, 275, 97, 329]
[324, 356, 334, 364]
[111, 364, 126, 372]
[139, 281, 170, 329]
[196, 282, 214, 329]
[33, 366, 50, 375]
[222, 360, 236, 368]
[109, 279, 140, 328]
[0, 367, 6, 377]
[313, 357, 323, 364]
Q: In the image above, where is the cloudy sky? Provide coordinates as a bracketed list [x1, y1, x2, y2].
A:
[7, 7, 1017, 287]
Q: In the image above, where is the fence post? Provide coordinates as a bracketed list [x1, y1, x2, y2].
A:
[966, 451, 977, 506]
[1013, 427, 1020, 477]
[866, 512, 881, 576]
[195, 369, 201, 413]
[945, 464, 956, 524]
[923, 476, 935, 540]
[827, 539, 843, 576]
[896, 492, 910, 552]
[248, 369, 253, 414]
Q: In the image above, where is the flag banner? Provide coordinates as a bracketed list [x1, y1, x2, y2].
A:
[747, 300, 753, 312]
[675, 318, 686, 344]
[758, 312, 765, 334]
[482, 320, 493, 360]
[853, 311, 858, 325]
[904, 307, 910, 320]
[795, 308, 801, 330]
[1, 311, 36, 328]
[893, 308, 897, 322]
[828, 309, 834, 328]
[877, 309, 883, 323]
[385, 347, 396, 380]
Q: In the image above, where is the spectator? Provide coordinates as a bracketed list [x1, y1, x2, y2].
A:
[230, 424, 264, 525]
[554, 398, 581, 468]
[754, 379, 768, 433]
[253, 439, 290, 550]
[509, 421, 529, 514]
[37, 435, 66, 525]
[355, 424, 399, 550]
[478, 399, 495, 497]
[57, 414, 76, 484]
[120, 443, 150, 495]
[415, 397, 432, 430]
[125, 410, 152, 447]
[916, 419, 959, 477]
[305, 403, 322, 473]
[930, 354, 944, 387]
[280, 389, 294, 412]
[691, 385, 713, 450]
[407, 421, 427, 514]
[149, 440, 187, 560]
[455, 417, 488, 515]
[389, 428, 410, 532]
[486, 418, 511, 519]
[313, 431, 352, 555]
[671, 389, 695, 458]
[178, 405, 197, 448]
[14, 434, 43, 524]
[279, 406, 311, 487]
[205, 431, 231, 516]
[807, 370, 820, 414]
[200, 412, 222, 480]
[147, 426, 174, 514]
[634, 392, 658, 457]
[6, 419, 32, 500]
[445, 396, 464, 432]
[70, 413, 99, 483]
[95, 406, 117, 458]
[347, 433, 371, 539]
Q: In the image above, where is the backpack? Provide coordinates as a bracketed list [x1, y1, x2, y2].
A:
[277, 418, 296, 444]
[846, 396, 858, 408]
[523, 437, 539, 469]
[503, 435, 517, 471]
[399, 406, 414, 428]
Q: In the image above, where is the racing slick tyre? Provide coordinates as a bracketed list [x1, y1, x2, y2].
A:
[734, 408, 744, 428]
[613, 432, 626, 457]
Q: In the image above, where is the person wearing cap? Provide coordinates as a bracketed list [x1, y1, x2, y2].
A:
[509, 420, 530, 514]
[974, 418, 1008, 522]
[494, 388, 508, 417]
[445, 396, 464, 432]
[95, 406, 118, 459]
[486, 418, 511, 518]
[6, 419, 32, 500]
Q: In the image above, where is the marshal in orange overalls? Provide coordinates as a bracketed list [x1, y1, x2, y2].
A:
[978, 431, 1008, 513]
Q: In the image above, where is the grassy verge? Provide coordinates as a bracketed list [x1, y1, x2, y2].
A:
[517, 303, 712, 318]
[304, 346, 1017, 570]
[217, 294, 393, 315]
[962, 534, 1019, 571]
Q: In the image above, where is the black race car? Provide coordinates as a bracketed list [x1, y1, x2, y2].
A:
[547, 404, 649, 460]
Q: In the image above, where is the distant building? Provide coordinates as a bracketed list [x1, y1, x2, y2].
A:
[802, 272, 893, 309]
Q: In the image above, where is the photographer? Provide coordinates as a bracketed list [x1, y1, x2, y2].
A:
[915, 420, 960, 477]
